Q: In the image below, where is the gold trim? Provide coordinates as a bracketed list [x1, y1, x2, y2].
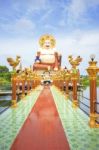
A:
[72, 100, 78, 108]
[89, 113, 99, 128]
[65, 94, 69, 100]
[11, 100, 17, 108]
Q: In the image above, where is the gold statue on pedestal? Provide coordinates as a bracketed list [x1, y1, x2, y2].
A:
[7, 56, 21, 70]
[68, 55, 82, 108]
[68, 55, 82, 68]
[87, 55, 99, 128]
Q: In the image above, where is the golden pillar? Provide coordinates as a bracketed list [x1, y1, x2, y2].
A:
[71, 73, 78, 108]
[56, 79, 60, 90]
[34, 80, 36, 88]
[53, 80, 55, 86]
[17, 78, 20, 93]
[68, 55, 82, 108]
[12, 74, 17, 108]
[56, 80, 58, 88]
[32, 80, 35, 89]
[22, 79, 25, 97]
[35, 80, 37, 87]
[65, 72, 70, 99]
[65, 80, 69, 96]
[27, 79, 30, 93]
[36, 80, 39, 86]
[56, 79, 58, 88]
[87, 58, 99, 127]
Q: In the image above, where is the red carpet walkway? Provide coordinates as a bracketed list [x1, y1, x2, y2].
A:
[11, 86, 70, 150]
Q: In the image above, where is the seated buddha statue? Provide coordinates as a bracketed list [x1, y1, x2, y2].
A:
[33, 34, 61, 71]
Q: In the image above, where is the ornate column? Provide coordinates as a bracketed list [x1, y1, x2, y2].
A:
[71, 72, 79, 107]
[65, 72, 70, 99]
[31, 80, 34, 89]
[35, 80, 37, 87]
[36, 80, 39, 86]
[54, 52, 59, 70]
[22, 79, 25, 97]
[27, 79, 30, 93]
[16, 77, 20, 94]
[7, 56, 21, 107]
[68, 55, 82, 108]
[12, 74, 17, 107]
[87, 58, 99, 127]
[55, 79, 59, 88]
[57, 79, 59, 89]
[32, 80, 35, 89]
[33, 80, 36, 88]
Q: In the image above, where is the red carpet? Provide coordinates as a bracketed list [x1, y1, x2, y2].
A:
[11, 86, 70, 150]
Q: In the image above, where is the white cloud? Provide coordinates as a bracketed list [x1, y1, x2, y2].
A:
[44, 24, 57, 31]
[71, 0, 99, 17]
[57, 29, 99, 56]
[58, 20, 66, 27]
[67, 0, 86, 20]
[56, 29, 99, 74]
[12, 0, 48, 14]
[40, 8, 54, 21]
[0, 38, 39, 69]
[15, 18, 35, 30]
[79, 33, 99, 46]
[0, 17, 35, 36]
[0, 38, 38, 55]
[27, 0, 48, 10]
[61, 0, 99, 25]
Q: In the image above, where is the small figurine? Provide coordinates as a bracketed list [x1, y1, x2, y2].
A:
[35, 52, 41, 63]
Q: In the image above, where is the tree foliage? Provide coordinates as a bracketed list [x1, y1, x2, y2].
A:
[0, 65, 11, 82]
[0, 66, 9, 73]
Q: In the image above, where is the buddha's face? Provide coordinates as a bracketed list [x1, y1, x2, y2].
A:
[43, 40, 51, 49]
[39, 34, 56, 49]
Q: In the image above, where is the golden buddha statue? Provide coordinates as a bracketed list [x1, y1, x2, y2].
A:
[33, 34, 61, 71]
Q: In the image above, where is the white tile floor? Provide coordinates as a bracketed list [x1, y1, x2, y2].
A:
[51, 86, 99, 150]
[0, 86, 42, 150]
[0, 85, 99, 150]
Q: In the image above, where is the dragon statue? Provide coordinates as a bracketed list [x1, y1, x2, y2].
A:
[68, 55, 82, 68]
[7, 56, 21, 70]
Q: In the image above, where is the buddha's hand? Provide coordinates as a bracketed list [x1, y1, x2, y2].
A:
[54, 52, 58, 56]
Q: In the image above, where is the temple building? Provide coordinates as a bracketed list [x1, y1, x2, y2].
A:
[0, 34, 99, 150]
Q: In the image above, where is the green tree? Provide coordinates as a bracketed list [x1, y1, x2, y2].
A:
[0, 66, 9, 73]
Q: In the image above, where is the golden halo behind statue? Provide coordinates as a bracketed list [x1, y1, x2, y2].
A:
[39, 34, 56, 48]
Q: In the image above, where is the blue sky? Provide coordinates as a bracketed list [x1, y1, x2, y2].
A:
[0, 0, 99, 74]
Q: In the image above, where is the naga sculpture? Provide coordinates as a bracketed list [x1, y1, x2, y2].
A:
[68, 55, 82, 68]
[7, 56, 21, 70]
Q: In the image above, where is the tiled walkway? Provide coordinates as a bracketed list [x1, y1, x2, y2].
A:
[0, 85, 99, 150]
[11, 86, 70, 150]
[0, 86, 42, 150]
[51, 86, 99, 150]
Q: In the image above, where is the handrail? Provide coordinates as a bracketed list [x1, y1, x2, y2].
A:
[78, 100, 90, 108]
[0, 100, 11, 107]
[0, 100, 11, 115]
[79, 107, 89, 116]
[0, 107, 9, 114]
[95, 101, 99, 105]
[78, 94, 90, 101]
[69, 92, 90, 115]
